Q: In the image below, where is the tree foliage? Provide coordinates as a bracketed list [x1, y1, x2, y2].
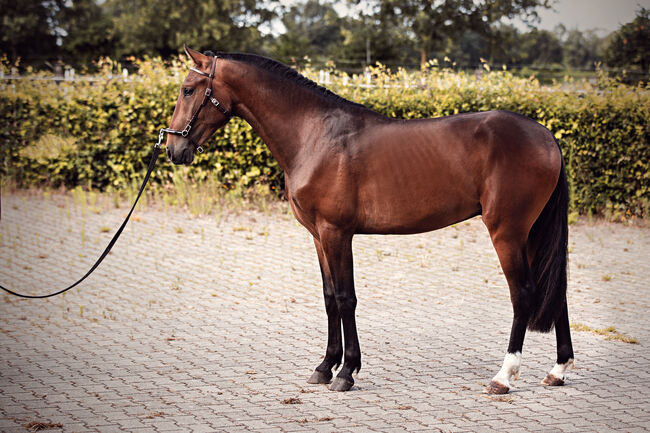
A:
[603, 7, 650, 72]
[561, 27, 604, 69]
[365, 0, 554, 67]
[0, 0, 62, 61]
[103, 0, 278, 58]
[58, 0, 114, 65]
[0, 0, 647, 81]
[272, 0, 343, 62]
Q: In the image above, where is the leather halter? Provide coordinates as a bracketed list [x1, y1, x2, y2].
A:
[160, 56, 231, 153]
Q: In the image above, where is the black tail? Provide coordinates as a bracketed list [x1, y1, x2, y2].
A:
[527, 153, 569, 332]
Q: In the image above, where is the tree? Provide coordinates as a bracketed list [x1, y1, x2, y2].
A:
[272, 0, 343, 63]
[562, 28, 603, 69]
[371, 0, 475, 69]
[364, 0, 554, 69]
[103, 0, 279, 58]
[57, 0, 114, 65]
[603, 7, 649, 72]
[0, 0, 63, 63]
[518, 28, 563, 67]
[338, 13, 414, 68]
[471, 0, 554, 63]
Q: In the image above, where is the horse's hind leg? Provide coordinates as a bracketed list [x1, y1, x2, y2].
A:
[542, 301, 574, 386]
[485, 233, 535, 395]
[307, 237, 343, 385]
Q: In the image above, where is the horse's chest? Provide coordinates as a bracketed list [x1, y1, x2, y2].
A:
[286, 167, 357, 235]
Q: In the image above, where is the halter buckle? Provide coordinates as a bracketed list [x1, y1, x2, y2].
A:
[181, 125, 191, 137]
[205, 88, 212, 97]
[196, 146, 204, 154]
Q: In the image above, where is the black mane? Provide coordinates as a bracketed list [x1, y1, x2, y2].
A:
[206, 51, 365, 110]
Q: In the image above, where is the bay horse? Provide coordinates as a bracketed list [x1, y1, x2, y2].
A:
[165, 46, 574, 394]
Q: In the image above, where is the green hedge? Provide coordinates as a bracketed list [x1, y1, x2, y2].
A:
[1, 59, 648, 218]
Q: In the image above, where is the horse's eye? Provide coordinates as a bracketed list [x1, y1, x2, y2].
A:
[183, 87, 194, 97]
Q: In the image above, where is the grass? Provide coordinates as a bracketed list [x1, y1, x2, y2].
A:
[114, 176, 280, 217]
[571, 323, 639, 344]
[1, 174, 279, 223]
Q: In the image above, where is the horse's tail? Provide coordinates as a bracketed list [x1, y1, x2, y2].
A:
[527, 150, 569, 333]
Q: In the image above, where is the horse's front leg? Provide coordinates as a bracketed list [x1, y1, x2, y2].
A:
[315, 225, 360, 392]
[307, 237, 343, 385]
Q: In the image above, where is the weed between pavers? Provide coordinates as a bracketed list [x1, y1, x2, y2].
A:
[281, 397, 302, 404]
[297, 416, 333, 423]
[142, 411, 164, 419]
[571, 323, 639, 344]
[484, 394, 514, 403]
[23, 421, 63, 432]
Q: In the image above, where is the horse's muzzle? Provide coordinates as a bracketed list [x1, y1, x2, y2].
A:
[166, 144, 195, 165]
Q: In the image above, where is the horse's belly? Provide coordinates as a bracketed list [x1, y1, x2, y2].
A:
[356, 179, 480, 235]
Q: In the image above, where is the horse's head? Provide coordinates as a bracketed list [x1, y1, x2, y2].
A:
[165, 46, 233, 165]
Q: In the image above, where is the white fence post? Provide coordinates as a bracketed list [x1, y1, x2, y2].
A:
[64, 68, 75, 81]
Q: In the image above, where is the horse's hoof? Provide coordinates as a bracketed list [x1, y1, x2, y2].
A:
[541, 374, 565, 386]
[329, 377, 354, 392]
[307, 370, 332, 384]
[486, 380, 510, 395]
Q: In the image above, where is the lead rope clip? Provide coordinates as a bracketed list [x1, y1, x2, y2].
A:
[155, 128, 165, 149]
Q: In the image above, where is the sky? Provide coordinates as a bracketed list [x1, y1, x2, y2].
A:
[524, 0, 649, 35]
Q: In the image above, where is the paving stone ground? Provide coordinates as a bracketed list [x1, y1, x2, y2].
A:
[1, 191, 649, 433]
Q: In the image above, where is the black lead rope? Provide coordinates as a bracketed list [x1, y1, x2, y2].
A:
[0, 142, 162, 299]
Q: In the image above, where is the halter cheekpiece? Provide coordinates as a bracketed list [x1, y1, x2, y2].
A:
[158, 55, 230, 153]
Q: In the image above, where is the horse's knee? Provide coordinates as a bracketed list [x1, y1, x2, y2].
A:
[335, 294, 357, 315]
[324, 294, 339, 314]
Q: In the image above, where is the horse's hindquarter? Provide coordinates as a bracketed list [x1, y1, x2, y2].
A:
[353, 111, 560, 235]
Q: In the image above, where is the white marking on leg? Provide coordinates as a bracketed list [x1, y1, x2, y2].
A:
[548, 358, 574, 380]
[492, 352, 521, 389]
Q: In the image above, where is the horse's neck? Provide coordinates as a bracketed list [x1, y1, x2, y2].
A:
[225, 62, 339, 174]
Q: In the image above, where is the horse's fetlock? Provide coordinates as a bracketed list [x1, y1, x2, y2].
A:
[325, 349, 343, 366]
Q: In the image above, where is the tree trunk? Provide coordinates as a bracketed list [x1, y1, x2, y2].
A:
[366, 37, 371, 65]
[420, 45, 428, 70]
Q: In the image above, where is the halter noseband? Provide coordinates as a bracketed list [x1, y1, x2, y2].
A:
[159, 55, 231, 153]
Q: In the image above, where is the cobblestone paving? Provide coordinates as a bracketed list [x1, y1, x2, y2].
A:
[1, 191, 649, 432]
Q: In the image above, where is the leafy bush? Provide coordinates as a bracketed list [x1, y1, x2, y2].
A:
[1, 58, 648, 218]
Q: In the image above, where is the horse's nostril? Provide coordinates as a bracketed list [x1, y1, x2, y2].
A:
[166, 147, 171, 159]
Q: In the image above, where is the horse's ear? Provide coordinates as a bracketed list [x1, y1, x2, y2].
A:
[184, 45, 208, 68]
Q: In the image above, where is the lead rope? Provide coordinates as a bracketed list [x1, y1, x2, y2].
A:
[0, 138, 163, 299]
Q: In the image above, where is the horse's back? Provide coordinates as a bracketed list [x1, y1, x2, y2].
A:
[352, 110, 561, 234]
